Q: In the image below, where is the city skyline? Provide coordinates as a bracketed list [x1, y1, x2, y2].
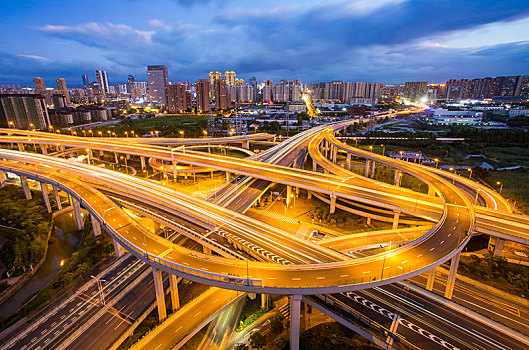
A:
[1, 0, 529, 86]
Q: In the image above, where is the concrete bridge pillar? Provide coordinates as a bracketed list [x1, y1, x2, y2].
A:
[261, 293, 270, 309]
[332, 145, 338, 163]
[113, 238, 126, 259]
[312, 159, 317, 172]
[91, 215, 101, 236]
[72, 198, 84, 231]
[53, 186, 62, 210]
[99, 150, 104, 157]
[444, 252, 461, 300]
[114, 152, 118, 164]
[169, 274, 180, 311]
[20, 176, 32, 200]
[286, 185, 292, 208]
[392, 210, 400, 230]
[152, 267, 167, 320]
[346, 153, 351, 170]
[242, 139, 250, 149]
[173, 162, 178, 182]
[39, 144, 48, 155]
[488, 236, 505, 257]
[394, 170, 402, 187]
[330, 193, 337, 214]
[226, 172, 231, 183]
[366, 217, 372, 225]
[428, 185, 435, 196]
[426, 268, 436, 291]
[290, 294, 302, 350]
[324, 140, 329, 158]
[40, 182, 52, 213]
[203, 245, 212, 255]
[140, 156, 146, 170]
[370, 160, 376, 178]
[208, 143, 211, 153]
[0, 171, 6, 188]
[364, 160, 371, 177]
[153, 221, 163, 235]
[307, 191, 312, 200]
[17, 143, 25, 152]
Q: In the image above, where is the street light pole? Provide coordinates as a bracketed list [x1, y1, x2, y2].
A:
[91, 275, 106, 305]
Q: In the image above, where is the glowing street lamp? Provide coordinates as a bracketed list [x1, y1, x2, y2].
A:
[467, 168, 473, 180]
[381, 144, 385, 157]
[120, 156, 128, 174]
[98, 131, 102, 137]
[179, 130, 184, 138]
[369, 145, 373, 152]
[434, 158, 439, 168]
[202, 130, 207, 138]
[107, 130, 111, 137]
[399, 150, 403, 159]
[124, 131, 129, 138]
[497, 181, 503, 194]
[89, 130, 93, 137]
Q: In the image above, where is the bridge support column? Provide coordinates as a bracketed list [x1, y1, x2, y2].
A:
[173, 162, 178, 182]
[53, 186, 62, 210]
[113, 238, 126, 259]
[394, 170, 402, 187]
[426, 268, 436, 291]
[17, 143, 25, 152]
[153, 221, 162, 234]
[242, 139, 250, 149]
[444, 252, 461, 300]
[208, 144, 211, 153]
[114, 152, 118, 164]
[332, 145, 338, 163]
[428, 185, 435, 196]
[346, 153, 351, 170]
[20, 176, 32, 200]
[312, 159, 317, 172]
[152, 267, 167, 320]
[307, 191, 312, 200]
[366, 217, 371, 225]
[203, 245, 211, 255]
[40, 182, 52, 213]
[329, 193, 337, 214]
[91, 215, 101, 236]
[286, 186, 292, 208]
[290, 294, 302, 350]
[39, 144, 48, 155]
[392, 210, 400, 230]
[0, 171, 6, 188]
[72, 198, 84, 231]
[324, 140, 329, 158]
[99, 150, 104, 157]
[169, 274, 180, 311]
[364, 160, 370, 177]
[226, 172, 231, 182]
[488, 237, 505, 257]
[261, 293, 270, 310]
[140, 156, 146, 170]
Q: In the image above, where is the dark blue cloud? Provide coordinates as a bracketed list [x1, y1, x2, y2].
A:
[1, 0, 529, 86]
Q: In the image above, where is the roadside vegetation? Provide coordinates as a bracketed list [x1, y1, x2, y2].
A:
[0, 185, 51, 277]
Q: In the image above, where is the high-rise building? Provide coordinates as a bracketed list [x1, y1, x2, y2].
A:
[53, 94, 67, 109]
[274, 84, 288, 102]
[0, 94, 50, 129]
[195, 79, 211, 113]
[95, 70, 110, 94]
[56, 78, 70, 104]
[166, 83, 188, 113]
[209, 71, 222, 91]
[404, 81, 428, 101]
[225, 71, 236, 87]
[147, 65, 169, 104]
[33, 77, 52, 105]
[82, 75, 89, 87]
[235, 78, 244, 86]
[263, 80, 273, 102]
[213, 78, 229, 111]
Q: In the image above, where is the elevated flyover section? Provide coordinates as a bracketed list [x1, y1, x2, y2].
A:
[0, 149, 473, 295]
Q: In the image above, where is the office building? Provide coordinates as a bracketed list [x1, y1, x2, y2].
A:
[166, 83, 188, 113]
[33, 77, 52, 105]
[404, 81, 428, 101]
[195, 79, 211, 113]
[263, 80, 274, 102]
[56, 78, 70, 104]
[209, 71, 222, 91]
[0, 94, 50, 129]
[147, 65, 169, 104]
[225, 71, 236, 87]
[95, 70, 110, 94]
[82, 74, 89, 87]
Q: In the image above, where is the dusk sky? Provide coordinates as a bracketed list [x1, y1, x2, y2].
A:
[1, 0, 529, 87]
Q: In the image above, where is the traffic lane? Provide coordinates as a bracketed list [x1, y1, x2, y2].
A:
[379, 284, 528, 350]
[4, 255, 137, 350]
[411, 273, 529, 336]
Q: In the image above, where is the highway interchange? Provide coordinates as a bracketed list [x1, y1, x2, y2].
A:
[1, 110, 529, 349]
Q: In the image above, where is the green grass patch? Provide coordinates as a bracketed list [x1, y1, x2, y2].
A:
[236, 295, 266, 332]
[484, 147, 529, 168]
[485, 170, 529, 215]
